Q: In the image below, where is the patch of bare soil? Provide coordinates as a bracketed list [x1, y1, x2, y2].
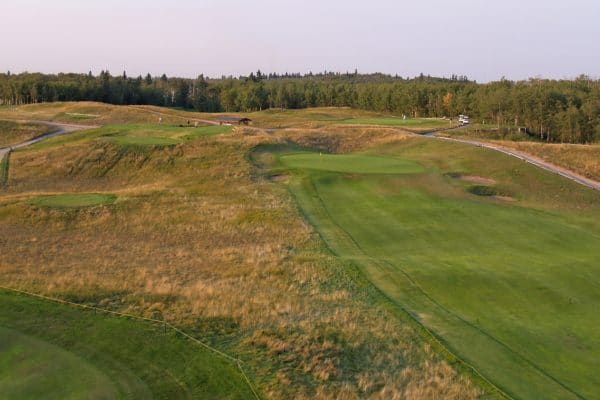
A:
[460, 175, 496, 185]
[268, 174, 289, 182]
[492, 195, 515, 202]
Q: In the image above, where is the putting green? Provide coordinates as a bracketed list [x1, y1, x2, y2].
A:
[30, 193, 117, 209]
[267, 141, 600, 400]
[0, 327, 118, 400]
[280, 153, 424, 174]
[342, 118, 448, 127]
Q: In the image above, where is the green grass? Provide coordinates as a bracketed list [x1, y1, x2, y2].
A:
[247, 108, 451, 131]
[441, 124, 535, 141]
[265, 139, 600, 400]
[181, 125, 233, 138]
[280, 153, 425, 174]
[0, 290, 254, 400]
[99, 124, 232, 147]
[57, 112, 99, 121]
[342, 117, 450, 128]
[26, 123, 233, 151]
[0, 326, 118, 400]
[30, 193, 117, 209]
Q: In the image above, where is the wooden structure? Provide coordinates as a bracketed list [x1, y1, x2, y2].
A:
[216, 116, 252, 126]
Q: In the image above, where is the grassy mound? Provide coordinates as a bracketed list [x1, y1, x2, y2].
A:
[30, 193, 117, 209]
[0, 290, 254, 400]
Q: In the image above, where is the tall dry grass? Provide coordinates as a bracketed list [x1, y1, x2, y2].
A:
[0, 105, 481, 399]
[0, 120, 51, 146]
[494, 141, 600, 182]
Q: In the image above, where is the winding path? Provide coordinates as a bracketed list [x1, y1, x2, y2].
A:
[0, 120, 97, 176]
[0, 120, 96, 156]
[424, 128, 600, 191]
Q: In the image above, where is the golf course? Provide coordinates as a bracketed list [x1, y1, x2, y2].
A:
[3, 1, 600, 397]
[1, 102, 599, 399]
[256, 137, 600, 400]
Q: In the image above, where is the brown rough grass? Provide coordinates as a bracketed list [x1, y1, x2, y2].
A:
[0, 120, 51, 147]
[494, 141, 600, 182]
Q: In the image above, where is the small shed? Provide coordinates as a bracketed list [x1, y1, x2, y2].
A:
[216, 116, 252, 126]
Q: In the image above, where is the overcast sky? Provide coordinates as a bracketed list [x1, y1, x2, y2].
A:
[2, 0, 599, 82]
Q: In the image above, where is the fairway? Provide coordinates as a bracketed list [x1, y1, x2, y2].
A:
[268, 139, 600, 400]
[0, 290, 254, 400]
[342, 117, 449, 128]
[98, 124, 232, 147]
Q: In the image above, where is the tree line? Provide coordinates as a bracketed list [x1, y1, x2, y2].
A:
[1, 71, 598, 143]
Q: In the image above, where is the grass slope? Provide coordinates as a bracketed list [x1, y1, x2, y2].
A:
[0, 290, 254, 400]
[270, 139, 600, 400]
[0, 120, 52, 147]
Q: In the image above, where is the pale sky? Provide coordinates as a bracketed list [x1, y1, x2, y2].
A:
[2, 0, 599, 82]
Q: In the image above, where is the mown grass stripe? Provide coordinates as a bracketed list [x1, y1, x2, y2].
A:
[0, 284, 262, 400]
[302, 175, 515, 400]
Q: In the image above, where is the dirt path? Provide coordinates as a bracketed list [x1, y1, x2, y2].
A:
[0, 120, 97, 165]
[426, 128, 600, 192]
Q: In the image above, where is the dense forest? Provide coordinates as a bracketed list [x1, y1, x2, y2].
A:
[1, 71, 598, 143]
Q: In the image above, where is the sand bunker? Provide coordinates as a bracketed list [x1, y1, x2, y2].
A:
[268, 174, 289, 182]
[460, 175, 496, 185]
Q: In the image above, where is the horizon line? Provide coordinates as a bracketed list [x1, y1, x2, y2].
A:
[2, 68, 599, 84]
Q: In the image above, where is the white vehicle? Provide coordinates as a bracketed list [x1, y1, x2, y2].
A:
[458, 114, 470, 125]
